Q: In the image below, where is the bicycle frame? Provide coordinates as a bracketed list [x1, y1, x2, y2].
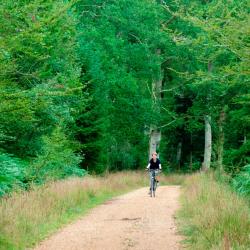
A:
[149, 169, 159, 197]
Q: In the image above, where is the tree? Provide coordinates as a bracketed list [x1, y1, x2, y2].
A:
[0, 0, 85, 192]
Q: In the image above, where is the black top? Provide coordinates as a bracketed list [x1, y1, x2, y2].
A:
[149, 158, 161, 169]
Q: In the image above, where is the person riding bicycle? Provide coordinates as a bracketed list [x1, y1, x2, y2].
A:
[146, 152, 162, 193]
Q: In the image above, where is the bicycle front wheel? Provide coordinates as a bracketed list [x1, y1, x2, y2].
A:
[153, 178, 157, 197]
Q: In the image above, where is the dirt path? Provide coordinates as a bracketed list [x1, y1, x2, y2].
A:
[34, 186, 182, 250]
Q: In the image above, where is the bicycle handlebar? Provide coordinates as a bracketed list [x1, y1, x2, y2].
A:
[145, 168, 162, 172]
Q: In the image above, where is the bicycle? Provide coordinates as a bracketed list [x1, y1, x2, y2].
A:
[147, 169, 160, 197]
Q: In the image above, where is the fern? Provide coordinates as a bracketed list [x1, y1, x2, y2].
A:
[0, 153, 25, 196]
[233, 165, 250, 198]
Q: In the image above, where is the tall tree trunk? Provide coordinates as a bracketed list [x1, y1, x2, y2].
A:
[203, 115, 212, 170]
[149, 49, 162, 159]
[176, 141, 182, 169]
[243, 129, 247, 144]
[217, 109, 226, 171]
[189, 132, 193, 170]
[149, 127, 161, 159]
[202, 61, 213, 171]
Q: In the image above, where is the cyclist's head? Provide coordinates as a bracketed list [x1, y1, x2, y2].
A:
[152, 152, 157, 159]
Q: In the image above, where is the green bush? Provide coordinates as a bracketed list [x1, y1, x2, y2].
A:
[0, 152, 26, 196]
[28, 128, 85, 184]
[224, 141, 250, 175]
[233, 164, 250, 198]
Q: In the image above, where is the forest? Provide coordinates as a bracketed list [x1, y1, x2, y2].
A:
[0, 0, 249, 197]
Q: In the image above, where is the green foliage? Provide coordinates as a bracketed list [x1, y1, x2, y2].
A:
[0, 153, 26, 196]
[75, 0, 173, 172]
[0, 0, 86, 194]
[28, 127, 85, 184]
[0, 0, 249, 193]
[233, 165, 250, 198]
[158, 0, 250, 173]
[224, 141, 250, 173]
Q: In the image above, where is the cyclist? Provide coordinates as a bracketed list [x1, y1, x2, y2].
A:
[146, 152, 162, 193]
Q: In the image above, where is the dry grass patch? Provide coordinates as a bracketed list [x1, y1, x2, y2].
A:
[178, 172, 250, 250]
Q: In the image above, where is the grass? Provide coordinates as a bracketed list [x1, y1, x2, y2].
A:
[3, 169, 247, 250]
[177, 172, 250, 250]
[0, 170, 183, 250]
[160, 172, 186, 185]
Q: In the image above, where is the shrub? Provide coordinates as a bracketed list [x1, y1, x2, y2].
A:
[0, 152, 25, 196]
[232, 164, 250, 198]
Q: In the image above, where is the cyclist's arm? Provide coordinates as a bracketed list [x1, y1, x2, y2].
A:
[146, 163, 150, 169]
[159, 164, 162, 170]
